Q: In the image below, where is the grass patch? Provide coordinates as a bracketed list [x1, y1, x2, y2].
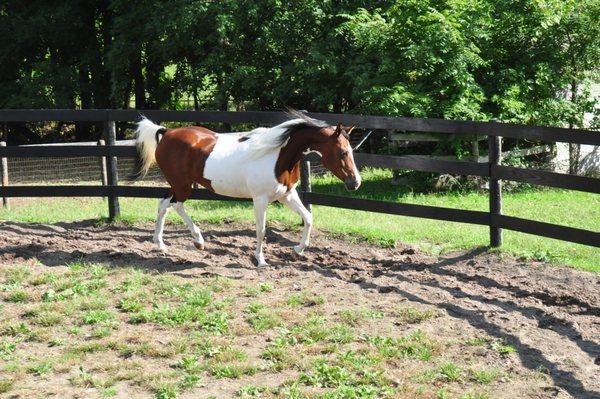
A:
[32, 310, 65, 327]
[244, 282, 273, 297]
[396, 307, 440, 324]
[27, 361, 53, 375]
[236, 384, 267, 397]
[490, 339, 517, 355]
[0, 341, 17, 359]
[340, 308, 384, 326]
[7, 290, 29, 303]
[365, 330, 438, 361]
[0, 253, 566, 397]
[154, 383, 178, 399]
[286, 292, 325, 308]
[0, 379, 14, 394]
[245, 301, 282, 332]
[82, 310, 116, 325]
[210, 363, 258, 379]
[472, 367, 501, 384]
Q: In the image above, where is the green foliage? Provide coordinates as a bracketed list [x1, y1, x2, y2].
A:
[1, 0, 598, 143]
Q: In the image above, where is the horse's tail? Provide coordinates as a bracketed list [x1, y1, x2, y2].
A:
[133, 117, 166, 179]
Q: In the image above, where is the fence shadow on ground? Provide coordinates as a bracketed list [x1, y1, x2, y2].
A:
[302, 250, 599, 399]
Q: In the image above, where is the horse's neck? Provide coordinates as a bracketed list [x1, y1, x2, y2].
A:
[278, 130, 322, 169]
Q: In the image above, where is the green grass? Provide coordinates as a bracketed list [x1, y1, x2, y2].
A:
[0, 261, 560, 398]
[472, 367, 501, 384]
[396, 307, 440, 324]
[245, 301, 282, 332]
[1, 169, 598, 272]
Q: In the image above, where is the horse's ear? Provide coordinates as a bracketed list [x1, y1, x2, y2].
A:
[346, 125, 356, 136]
[334, 123, 343, 137]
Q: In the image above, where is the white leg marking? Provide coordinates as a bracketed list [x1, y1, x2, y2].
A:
[153, 197, 172, 251]
[253, 196, 269, 267]
[279, 190, 312, 254]
[173, 202, 204, 250]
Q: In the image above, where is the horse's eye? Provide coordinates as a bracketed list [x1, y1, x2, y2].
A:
[340, 150, 348, 158]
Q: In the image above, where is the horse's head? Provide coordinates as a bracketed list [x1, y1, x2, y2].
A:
[312, 124, 361, 191]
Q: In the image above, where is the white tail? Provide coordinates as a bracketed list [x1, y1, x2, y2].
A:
[135, 117, 166, 177]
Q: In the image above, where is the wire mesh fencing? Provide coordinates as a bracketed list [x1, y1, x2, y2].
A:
[5, 157, 166, 185]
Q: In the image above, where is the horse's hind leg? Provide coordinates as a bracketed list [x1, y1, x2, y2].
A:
[171, 183, 204, 250]
[173, 201, 204, 250]
[154, 195, 173, 251]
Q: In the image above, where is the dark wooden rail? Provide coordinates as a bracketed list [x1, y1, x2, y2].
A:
[0, 109, 598, 249]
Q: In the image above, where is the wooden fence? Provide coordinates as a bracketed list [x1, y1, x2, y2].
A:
[0, 109, 599, 248]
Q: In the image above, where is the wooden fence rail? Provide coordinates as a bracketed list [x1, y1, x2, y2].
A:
[0, 109, 598, 249]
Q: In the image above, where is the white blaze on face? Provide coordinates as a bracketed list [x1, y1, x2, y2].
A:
[347, 141, 361, 188]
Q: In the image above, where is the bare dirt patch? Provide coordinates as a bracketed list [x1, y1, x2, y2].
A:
[0, 219, 599, 398]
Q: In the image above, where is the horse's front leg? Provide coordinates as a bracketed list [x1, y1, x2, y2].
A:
[278, 189, 312, 255]
[252, 196, 269, 266]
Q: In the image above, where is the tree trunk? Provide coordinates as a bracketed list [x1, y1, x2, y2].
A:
[132, 49, 146, 109]
[76, 64, 92, 140]
[216, 75, 230, 131]
[145, 51, 164, 109]
[193, 89, 199, 111]
[122, 78, 132, 109]
[90, 6, 113, 109]
[568, 79, 580, 175]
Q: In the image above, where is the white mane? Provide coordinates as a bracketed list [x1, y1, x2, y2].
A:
[239, 116, 329, 158]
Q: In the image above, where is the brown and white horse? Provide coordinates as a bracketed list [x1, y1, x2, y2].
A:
[135, 113, 361, 266]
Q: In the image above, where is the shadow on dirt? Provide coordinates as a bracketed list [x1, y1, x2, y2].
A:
[308, 254, 599, 399]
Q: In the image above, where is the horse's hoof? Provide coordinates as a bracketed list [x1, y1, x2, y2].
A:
[255, 254, 268, 267]
[293, 245, 305, 255]
[156, 245, 168, 252]
[193, 241, 204, 250]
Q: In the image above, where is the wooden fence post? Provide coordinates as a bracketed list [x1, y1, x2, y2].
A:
[0, 141, 8, 209]
[489, 132, 502, 247]
[300, 160, 312, 213]
[103, 120, 120, 220]
[98, 139, 107, 199]
[471, 135, 480, 162]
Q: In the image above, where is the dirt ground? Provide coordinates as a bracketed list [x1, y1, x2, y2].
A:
[0, 219, 599, 398]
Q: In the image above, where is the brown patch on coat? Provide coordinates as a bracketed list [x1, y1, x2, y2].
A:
[155, 126, 217, 201]
[275, 160, 301, 191]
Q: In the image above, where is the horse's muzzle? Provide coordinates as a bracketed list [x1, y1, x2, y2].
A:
[344, 177, 361, 191]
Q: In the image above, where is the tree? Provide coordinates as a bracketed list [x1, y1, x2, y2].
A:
[0, 0, 598, 144]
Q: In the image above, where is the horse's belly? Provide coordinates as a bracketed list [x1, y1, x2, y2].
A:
[211, 178, 251, 198]
[205, 160, 251, 198]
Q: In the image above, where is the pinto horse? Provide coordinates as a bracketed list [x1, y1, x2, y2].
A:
[134, 113, 361, 266]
